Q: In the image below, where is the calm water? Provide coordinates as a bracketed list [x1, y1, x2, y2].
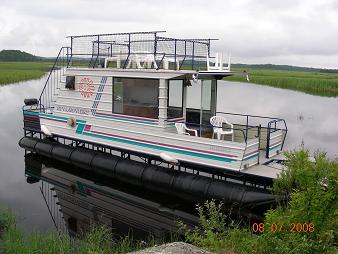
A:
[0, 77, 337, 233]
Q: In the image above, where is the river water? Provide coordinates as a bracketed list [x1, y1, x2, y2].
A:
[0, 76, 337, 233]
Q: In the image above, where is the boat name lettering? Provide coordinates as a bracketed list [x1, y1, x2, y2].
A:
[56, 106, 90, 115]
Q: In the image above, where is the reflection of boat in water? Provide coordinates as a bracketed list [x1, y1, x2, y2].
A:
[25, 153, 199, 238]
[23, 145, 278, 236]
[22, 31, 287, 181]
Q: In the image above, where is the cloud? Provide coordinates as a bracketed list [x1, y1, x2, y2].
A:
[0, 0, 337, 68]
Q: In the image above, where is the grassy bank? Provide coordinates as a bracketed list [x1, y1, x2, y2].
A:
[180, 149, 338, 254]
[0, 61, 52, 85]
[226, 69, 338, 97]
[0, 208, 161, 254]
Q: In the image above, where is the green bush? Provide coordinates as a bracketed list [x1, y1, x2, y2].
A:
[179, 149, 338, 254]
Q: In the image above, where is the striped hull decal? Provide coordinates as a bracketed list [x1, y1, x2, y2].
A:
[29, 111, 259, 165]
[91, 77, 107, 115]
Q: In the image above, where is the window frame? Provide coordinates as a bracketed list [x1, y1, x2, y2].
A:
[167, 79, 184, 119]
[112, 77, 160, 119]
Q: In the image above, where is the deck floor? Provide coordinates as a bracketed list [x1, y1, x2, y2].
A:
[242, 153, 286, 179]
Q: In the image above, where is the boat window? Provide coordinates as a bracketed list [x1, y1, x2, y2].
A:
[65, 76, 75, 90]
[168, 80, 183, 119]
[186, 81, 201, 109]
[112, 78, 159, 119]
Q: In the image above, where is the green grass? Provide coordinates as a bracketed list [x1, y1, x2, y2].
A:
[0, 207, 164, 254]
[0, 61, 52, 85]
[226, 69, 338, 97]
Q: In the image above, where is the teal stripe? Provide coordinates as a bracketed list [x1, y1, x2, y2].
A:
[39, 113, 86, 124]
[83, 131, 236, 163]
[243, 153, 259, 161]
[96, 115, 158, 125]
[23, 111, 39, 116]
[76, 123, 86, 134]
[269, 144, 281, 152]
[269, 143, 281, 151]
[40, 113, 67, 121]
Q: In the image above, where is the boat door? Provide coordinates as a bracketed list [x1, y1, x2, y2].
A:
[186, 79, 217, 135]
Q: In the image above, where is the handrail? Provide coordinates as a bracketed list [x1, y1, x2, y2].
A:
[38, 47, 71, 111]
[39, 47, 70, 105]
[185, 121, 259, 143]
[216, 111, 285, 122]
[267, 118, 288, 156]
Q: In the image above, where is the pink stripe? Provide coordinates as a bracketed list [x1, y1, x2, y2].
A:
[89, 129, 238, 159]
[243, 150, 259, 158]
[84, 125, 92, 132]
[24, 114, 39, 119]
[96, 112, 158, 122]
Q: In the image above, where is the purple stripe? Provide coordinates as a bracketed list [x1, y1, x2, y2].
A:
[96, 112, 159, 123]
[90, 129, 238, 159]
[24, 114, 39, 119]
[166, 117, 185, 122]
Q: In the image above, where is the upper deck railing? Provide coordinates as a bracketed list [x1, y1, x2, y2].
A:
[67, 31, 220, 70]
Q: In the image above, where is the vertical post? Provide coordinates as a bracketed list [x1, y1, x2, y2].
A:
[199, 80, 203, 135]
[174, 39, 177, 68]
[192, 42, 195, 70]
[266, 122, 271, 158]
[258, 124, 261, 164]
[123, 34, 131, 69]
[246, 115, 249, 140]
[69, 37, 73, 67]
[158, 79, 168, 127]
[182, 82, 187, 122]
[153, 32, 157, 69]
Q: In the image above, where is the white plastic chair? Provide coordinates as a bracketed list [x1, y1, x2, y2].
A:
[105, 55, 121, 68]
[126, 52, 158, 69]
[210, 116, 234, 141]
[206, 52, 231, 72]
[175, 123, 198, 136]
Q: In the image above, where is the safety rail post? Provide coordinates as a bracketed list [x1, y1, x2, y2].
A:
[123, 34, 131, 69]
[192, 41, 195, 70]
[39, 47, 71, 112]
[153, 32, 157, 69]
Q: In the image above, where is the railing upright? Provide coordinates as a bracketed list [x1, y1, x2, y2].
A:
[39, 47, 71, 111]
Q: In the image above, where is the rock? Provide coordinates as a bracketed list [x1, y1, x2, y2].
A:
[130, 242, 214, 254]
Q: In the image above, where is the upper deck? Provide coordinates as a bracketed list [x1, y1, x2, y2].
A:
[62, 31, 232, 74]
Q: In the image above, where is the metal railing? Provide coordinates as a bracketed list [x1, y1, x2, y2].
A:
[39, 47, 71, 111]
[216, 111, 288, 157]
[185, 121, 260, 144]
[67, 31, 216, 70]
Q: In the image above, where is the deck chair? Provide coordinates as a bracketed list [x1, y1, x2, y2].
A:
[175, 123, 198, 136]
[206, 52, 231, 72]
[210, 116, 234, 141]
[126, 52, 158, 69]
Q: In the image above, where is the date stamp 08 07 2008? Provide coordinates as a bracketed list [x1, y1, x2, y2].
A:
[251, 223, 315, 234]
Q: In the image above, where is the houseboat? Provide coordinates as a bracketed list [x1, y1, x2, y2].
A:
[22, 31, 287, 179]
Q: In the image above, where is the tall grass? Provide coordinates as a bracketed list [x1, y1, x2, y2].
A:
[226, 69, 338, 97]
[0, 208, 163, 254]
[0, 61, 52, 85]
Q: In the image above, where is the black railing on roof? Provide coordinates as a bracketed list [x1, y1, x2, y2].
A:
[67, 31, 218, 70]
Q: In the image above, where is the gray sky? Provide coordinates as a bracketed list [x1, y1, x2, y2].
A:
[0, 0, 337, 68]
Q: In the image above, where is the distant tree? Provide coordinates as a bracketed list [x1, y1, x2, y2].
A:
[0, 50, 39, 61]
